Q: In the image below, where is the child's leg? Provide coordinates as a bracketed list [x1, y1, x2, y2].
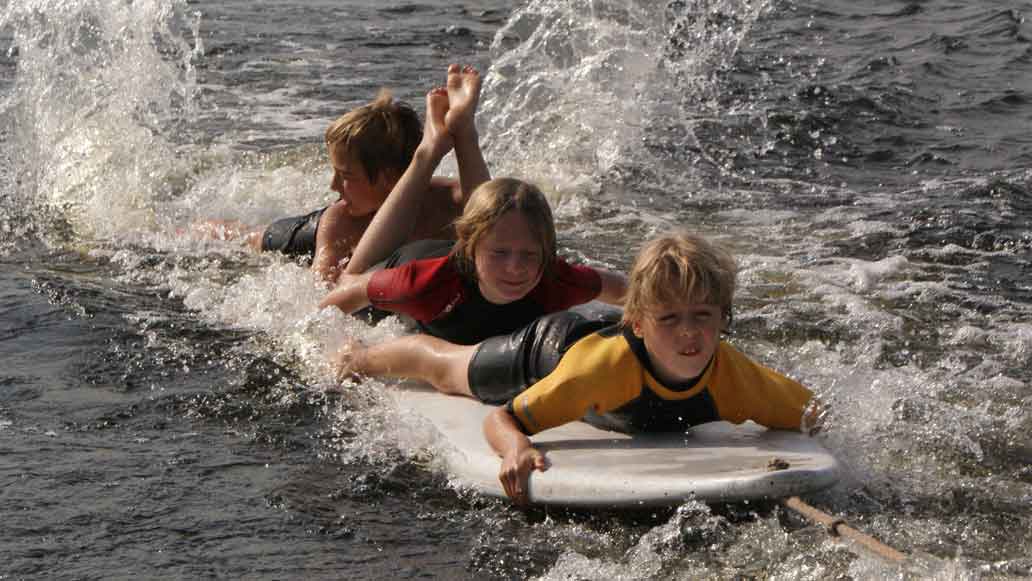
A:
[337, 334, 478, 398]
[184, 218, 263, 250]
[344, 87, 453, 275]
[445, 64, 490, 199]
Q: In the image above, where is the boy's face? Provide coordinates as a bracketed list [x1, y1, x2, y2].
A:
[632, 300, 724, 385]
[328, 145, 393, 217]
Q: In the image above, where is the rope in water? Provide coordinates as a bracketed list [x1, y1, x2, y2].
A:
[780, 496, 908, 564]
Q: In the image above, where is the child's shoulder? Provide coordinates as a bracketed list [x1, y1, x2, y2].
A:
[367, 255, 465, 320]
[531, 259, 603, 309]
[378, 252, 457, 289]
[714, 341, 808, 392]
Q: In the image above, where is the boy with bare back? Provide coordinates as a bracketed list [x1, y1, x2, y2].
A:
[200, 64, 485, 284]
[341, 64, 487, 276]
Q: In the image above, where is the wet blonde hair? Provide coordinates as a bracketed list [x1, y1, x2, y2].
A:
[324, 89, 421, 183]
[622, 232, 737, 325]
[451, 178, 557, 280]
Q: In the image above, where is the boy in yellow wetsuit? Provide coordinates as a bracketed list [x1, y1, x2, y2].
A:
[482, 233, 822, 503]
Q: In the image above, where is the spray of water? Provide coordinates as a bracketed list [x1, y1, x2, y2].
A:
[0, 0, 201, 242]
[480, 0, 770, 198]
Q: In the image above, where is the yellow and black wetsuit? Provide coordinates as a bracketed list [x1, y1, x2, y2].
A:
[467, 306, 813, 434]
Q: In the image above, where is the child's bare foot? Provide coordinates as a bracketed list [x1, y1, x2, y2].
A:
[423, 86, 453, 159]
[183, 219, 245, 241]
[444, 64, 481, 137]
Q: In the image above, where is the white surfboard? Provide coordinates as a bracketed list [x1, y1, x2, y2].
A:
[391, 382, 839, 508]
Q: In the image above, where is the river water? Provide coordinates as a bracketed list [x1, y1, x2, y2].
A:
[1, 0, 1030, 579]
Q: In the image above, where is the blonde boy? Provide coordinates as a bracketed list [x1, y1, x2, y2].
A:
[483, 233, 821, 503]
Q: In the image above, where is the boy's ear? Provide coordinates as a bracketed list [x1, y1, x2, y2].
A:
[630, 319, 644, 338]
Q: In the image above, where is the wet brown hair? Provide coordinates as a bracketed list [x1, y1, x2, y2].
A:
[324, 89, 421, 183]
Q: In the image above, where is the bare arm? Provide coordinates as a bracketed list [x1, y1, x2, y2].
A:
[319, 272, 373, 313]
[312, 206, 368, 284]
[595, 268, 628, 306]
[483, 407, 548, 505]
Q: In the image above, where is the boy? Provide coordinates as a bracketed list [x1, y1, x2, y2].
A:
[339, 64, 489, 277]
[200, 64, 485, 283]
[336, 233, 822, 504]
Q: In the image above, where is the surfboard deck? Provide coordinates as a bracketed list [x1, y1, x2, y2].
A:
[391, 382, 839, 508]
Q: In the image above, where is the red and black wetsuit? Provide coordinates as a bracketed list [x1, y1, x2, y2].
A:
[366, 240, 602, 345]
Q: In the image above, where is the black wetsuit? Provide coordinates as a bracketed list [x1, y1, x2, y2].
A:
[260, 207, 326, 258]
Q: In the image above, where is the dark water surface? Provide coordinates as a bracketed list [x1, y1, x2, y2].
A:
[2, 0, 1031, 579]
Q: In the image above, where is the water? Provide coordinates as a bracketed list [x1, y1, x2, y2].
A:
[1, 0, 1030, 578]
